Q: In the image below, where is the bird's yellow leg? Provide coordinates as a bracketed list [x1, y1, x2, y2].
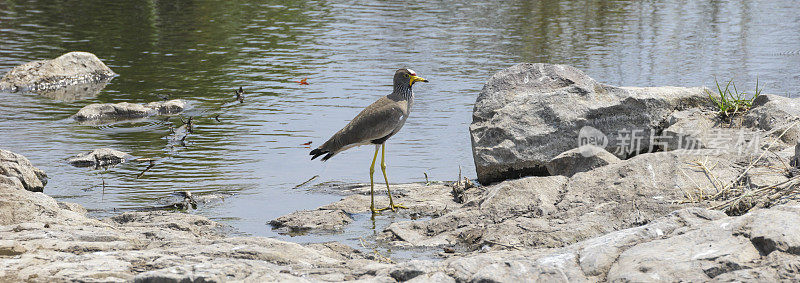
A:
[379, 143, 407, 212]
[369, 145, 380, 214]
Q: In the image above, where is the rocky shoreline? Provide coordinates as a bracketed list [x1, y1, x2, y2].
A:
[2, 56, 800, 282]
[3, 147, 800, 282]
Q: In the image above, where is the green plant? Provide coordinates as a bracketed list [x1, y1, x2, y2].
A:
[706, 77, 763, 118]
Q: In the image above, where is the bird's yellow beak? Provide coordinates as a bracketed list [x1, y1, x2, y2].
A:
[409, 75, 429, 86]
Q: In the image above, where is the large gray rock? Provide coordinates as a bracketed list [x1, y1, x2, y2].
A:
[71, 99, 186, 122]
[0, 51, 116, 92]
[470, 63, 711, 184]
[0, 149, 47, 192]
[0, 184, 86, 226]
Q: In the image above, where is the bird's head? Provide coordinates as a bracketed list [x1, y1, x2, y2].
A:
[394, 68, 428, 88]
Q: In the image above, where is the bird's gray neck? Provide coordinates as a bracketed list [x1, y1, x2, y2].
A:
[389, 83, 414, 101]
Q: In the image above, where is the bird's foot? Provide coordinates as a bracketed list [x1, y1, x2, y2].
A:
[378, 203, 408, 212]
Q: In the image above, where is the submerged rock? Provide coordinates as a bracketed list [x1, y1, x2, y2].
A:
[315, 182, 460, 216]
[469, 63, 711, 184]
[135, 191, 231, 212]
[66, 148, 133, 168]
[0, 148, 47, 192]
[71, 99, 186, 122]
[0, 51, 116, 92]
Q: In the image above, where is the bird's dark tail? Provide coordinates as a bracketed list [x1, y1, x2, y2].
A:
[310, 148, 334, 161]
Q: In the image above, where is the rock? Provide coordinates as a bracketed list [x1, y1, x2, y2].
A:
[0, 149, 47, 192]
[406, 271, 455, 283]
[477, 175, 566, 217]
[0, 240, 26, 256]
[269, 209, 353, 233]
[71, 99, 186, 122]
[605, 205, 800, 282]
[396, 205, 798, 282]
[575, 208, 728, 277]
[661, 108, 718, 151]
[389, 260, 436, 281]
[761, 251, 800, 280]
[71, 102, 150, 121]
[58, 201, 88, 215]
[794, 142, 800, 167]
[445, 249, 587, 282]
[470, 63, 711, 184]
[306, 241, 366, 261]
[316, 183, 459, 216]
[269, 183, 460, 236]
[5, 148, 800, 282]
[380, 150, 764, 251]
[607, 219, 761, 281]
[0, 176, 383, 281]
[0, 51, 116, 92]
[0, 183, 87, 226]
[66, 148, 133, 168]
[712, 267, 780, 282]
[144, 100, 185, 115]
[545, 145, 620, 177]
[3, 178, 800, 282]
[733, 205, 800, 256]
[744, 94, 800, 145]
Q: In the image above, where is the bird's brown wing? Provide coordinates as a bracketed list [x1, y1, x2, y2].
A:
[311, 97, 405, 160]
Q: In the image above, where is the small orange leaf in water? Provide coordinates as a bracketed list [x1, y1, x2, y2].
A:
[294, 78, 310, 85]
[301, 141, 313, 146]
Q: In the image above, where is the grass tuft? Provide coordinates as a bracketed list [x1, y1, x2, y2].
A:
[706, 77, 763, 119]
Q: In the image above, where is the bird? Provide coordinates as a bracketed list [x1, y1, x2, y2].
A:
[310, 68, 428, 214]
[235, 87, 244, 103]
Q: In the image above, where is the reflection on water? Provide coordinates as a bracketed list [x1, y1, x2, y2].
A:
[0, 0, 798, 252]
[33, 80, 112, 101]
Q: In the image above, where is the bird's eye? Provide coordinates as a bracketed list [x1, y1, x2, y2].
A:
[405, 74, 409, 78]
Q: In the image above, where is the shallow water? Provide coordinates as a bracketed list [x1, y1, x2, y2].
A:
[1, 0, 798, 258]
